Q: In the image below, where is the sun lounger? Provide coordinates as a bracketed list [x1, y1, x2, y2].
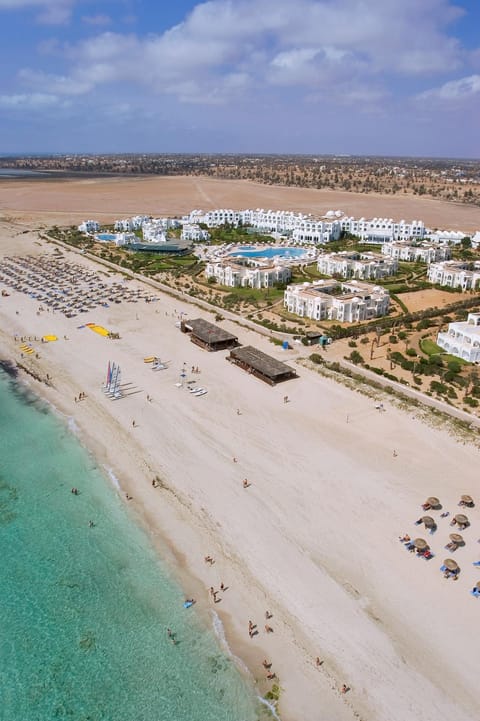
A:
[472, 561, 480, 567]
[440, 564, 447, 573]
[189, 387, 203, 393]
[470, 589, 480, 598]
[194, 389, 208, 397]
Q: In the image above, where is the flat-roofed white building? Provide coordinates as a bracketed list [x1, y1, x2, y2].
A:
[181, 223, 210, 242]
[78, 220, 99, 233]
[317, 251, 397, 280]
[425, 230, 467, 245]
[205, 259, 291, 289]
[437, 313, 480, 362]
[340, 217, 425, 243]
[114, 215, 150, 231]
[284, 280, 390, 323]
[292, 219, 342, 244]
[471, 231, 480, 249]
[427, 261, 480, 290]
[381, 242, 451, 263]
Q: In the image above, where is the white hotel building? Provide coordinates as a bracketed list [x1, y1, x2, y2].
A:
[205, 258, 291, 289]
[437, 313, 480, 362]
[187, 208, 341, 241]
[78, 220, 100, 233]
[381, 242, 451, 263]
[181, 223, 210, 242]
[284, 280, 390, 323]
[340, 217, 426, 243]
[317, 251, 398, 280]
[291, 218, 342, 244]
[427, 261, 480, 291]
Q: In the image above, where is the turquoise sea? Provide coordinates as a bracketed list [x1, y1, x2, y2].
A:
[0, 369, 264, 721]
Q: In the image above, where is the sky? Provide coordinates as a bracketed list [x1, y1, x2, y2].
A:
[0, 0, 479, 157]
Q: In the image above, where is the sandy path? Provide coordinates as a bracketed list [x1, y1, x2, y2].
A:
[1, 223, 480, 721]
[1, 175, 480, 231]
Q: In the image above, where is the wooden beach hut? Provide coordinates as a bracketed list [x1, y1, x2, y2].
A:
[227, 345, 297, 386]
[181, 319, 238, 352]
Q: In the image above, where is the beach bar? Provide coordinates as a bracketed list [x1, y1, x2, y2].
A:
[227, 345, 297, 385]
[181, 318, 239, 352]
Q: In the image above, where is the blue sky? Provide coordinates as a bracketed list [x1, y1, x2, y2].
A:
[0, 0, 479, 157]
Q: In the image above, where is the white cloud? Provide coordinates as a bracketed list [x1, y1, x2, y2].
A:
[0, 0, 75, 24]
[0, 92, 64, 108]
[12, 0, 471, 106]
[418, 74, 480, 102]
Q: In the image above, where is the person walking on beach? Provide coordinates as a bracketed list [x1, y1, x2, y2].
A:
[243, 479, 251, 488]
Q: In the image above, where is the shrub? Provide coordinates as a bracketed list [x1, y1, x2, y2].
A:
[360, 336, 370, 344]
[406, 348, 417, 357]
[464, 396, 479, 407]
[310, 353, 324, 365]
[389, 335, 398, 344]
[447, 360, 462, 374]
[348, 350, 364, 365]
[398, 331, 407, 340]
[348, 340, 357, 348]
[430, 380, 447, 394]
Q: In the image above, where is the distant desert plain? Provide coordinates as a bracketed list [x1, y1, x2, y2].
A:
[1, 175, 480, 232]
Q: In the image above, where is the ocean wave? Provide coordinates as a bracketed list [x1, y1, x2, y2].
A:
[258, 696, 280, 720]
[105, 466, 121, 491]
[210, 609, 281, 719]
[67, 416, 80, 435]
[211, 610, 251, 676]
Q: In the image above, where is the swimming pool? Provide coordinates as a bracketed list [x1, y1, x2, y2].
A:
[96, 233, 117, 241]
[229, 246, 308, 259]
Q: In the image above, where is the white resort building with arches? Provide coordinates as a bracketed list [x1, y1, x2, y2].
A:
[437, 313, 480, 363]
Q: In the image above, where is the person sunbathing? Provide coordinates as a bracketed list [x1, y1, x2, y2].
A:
[399, 534, 411, 542]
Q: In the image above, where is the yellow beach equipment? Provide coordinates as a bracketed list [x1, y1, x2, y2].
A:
[144, 357, 156, 363]
[86, 323, 110, 337]
[43, 335, 58, 342]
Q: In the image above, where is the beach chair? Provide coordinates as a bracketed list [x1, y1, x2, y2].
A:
[423, 550, 434, 560]
[440, 564, 447, 573]
[470, 590, 480, 598]
[472, 561, 480, 567]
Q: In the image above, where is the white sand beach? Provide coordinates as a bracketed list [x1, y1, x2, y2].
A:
[1, 218, 480, 721]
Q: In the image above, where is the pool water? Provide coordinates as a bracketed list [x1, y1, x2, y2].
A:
[229, 246, 308, 259]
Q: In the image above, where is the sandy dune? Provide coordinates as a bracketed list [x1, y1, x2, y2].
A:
[1, 215, 480, 721]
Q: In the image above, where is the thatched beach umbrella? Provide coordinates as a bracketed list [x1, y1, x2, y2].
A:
[449, 533, 464, 545]
[454, 514, 469, 526]
[425, 497, 440, 508]
[475, 582, 480, 591]
[443, 559, 459, 572]
[460, 495, 474, 506]
[422, 516, 436, 528]
[414, 538, 429, 550]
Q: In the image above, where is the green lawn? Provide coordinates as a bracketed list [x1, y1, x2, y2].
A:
[420, 338, 469, 365]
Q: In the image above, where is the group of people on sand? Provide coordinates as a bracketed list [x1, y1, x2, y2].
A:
[74, 392, 86, 402]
